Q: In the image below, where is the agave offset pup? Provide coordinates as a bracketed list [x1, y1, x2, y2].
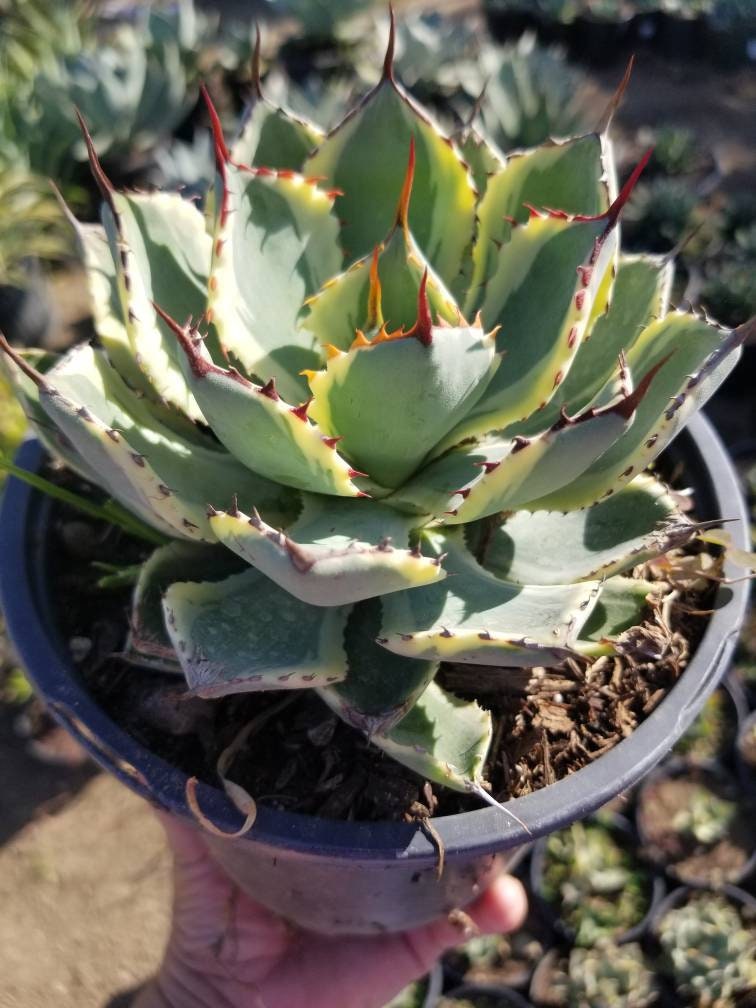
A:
[1, 18, 749, 815]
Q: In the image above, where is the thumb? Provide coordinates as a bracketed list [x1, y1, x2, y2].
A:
[401, 874, 528, 975]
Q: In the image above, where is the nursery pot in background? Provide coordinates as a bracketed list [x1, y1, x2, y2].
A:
[0, 414, 749, 936]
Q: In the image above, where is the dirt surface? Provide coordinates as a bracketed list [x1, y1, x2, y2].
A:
[0, 773, 169, 1008]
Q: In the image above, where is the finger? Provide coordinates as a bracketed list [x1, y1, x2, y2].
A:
[266, 874, 528, 1008]
[403, 873, 528, 973]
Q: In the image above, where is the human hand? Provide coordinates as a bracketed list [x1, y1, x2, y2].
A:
[134, 811, 527, 1008]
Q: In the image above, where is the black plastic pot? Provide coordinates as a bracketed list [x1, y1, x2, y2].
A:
[566, 15, 633, 67]
[735, 710, 756, 795]
[636, 758, 756, 888]
[483, 5, 545, 44]
[443, 983, 534, 1007]
[0, 281, 53, 348]
[0, 414, 749, 935]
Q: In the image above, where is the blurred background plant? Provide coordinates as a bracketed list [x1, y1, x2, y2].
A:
[548, 942, 659, 1008]
[657, 893, 756, 1006]
[539, 820, 652, 947]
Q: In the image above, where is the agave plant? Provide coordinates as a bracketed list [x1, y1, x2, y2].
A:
[1, 19, 749, 806]
[3, 0, 216, 189]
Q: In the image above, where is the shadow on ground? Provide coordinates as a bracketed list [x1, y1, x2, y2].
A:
[0, 702, 98, 847]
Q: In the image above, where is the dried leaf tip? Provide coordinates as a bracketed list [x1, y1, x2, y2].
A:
[596, 54, 635, 135]
[201, 84, 230, 166]
[395, 136, 416, 232]
[382, 4, 396, 83]
[251, 25, 264, 101]
[75, 108, 116, 206]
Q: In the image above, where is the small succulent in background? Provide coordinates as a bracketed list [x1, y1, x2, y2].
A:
[153, 132, 215, 201]
[658, 893, 756, 1006]
[0, 0, 243, 199]
[0, 0, 91, 97]
[262, 0, 376, 41]
[0, 17, 747, 806]
[670, 784, 737, 845]
[623, 176, 699, 252]
[541, 821, 652, 946]
[0, 171, 72, 288]
[644, 126, 702, 178]
[465, 33, 588, 152]
[700, 260, 756, 331]
[673, 688, 737, 762]
[444, 923, 547, 989]
[550, 942, 658, 1008]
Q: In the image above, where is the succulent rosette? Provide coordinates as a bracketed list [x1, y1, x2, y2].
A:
[2, 19, 749, 803]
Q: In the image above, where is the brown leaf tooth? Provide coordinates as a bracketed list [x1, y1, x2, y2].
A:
[377, 536, 394, 551]
[350, 330, 372, 350]
[284, 537, 315, 574]
[347, 467, 369, 478]
[455, 487, 472, 499]
[433, 552, 448, 567]
[439, 626, 454, 638]
[152, 302, 216, 380]
[410, 544, 423, 558]
[478, 630, 492, 641]
[290, 397, 313, 422]
[228, 494, 240, 518]
[248, 506, 263, 527]
[206, 504, 220, 517]
[259, 377, 279, 401]
[511, 436, 531, 453]
[609, 351, 673, 420]
[322, 435, 343, 449]
[522, 202, 545, 219]
[382, 4, 397, 83]
[474, 460, 501, 473]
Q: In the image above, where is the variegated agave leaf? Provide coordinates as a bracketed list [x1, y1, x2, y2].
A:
[3, 15, 748, 798]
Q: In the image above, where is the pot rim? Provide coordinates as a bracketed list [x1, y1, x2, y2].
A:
[0, 414, 749, 863]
